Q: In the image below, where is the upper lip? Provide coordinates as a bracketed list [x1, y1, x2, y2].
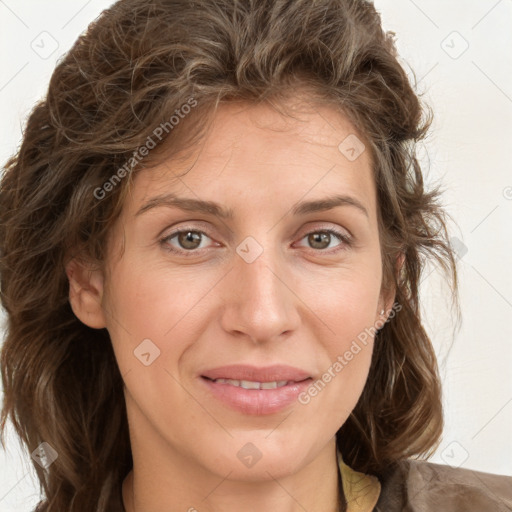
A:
[201, 364, 312, 382]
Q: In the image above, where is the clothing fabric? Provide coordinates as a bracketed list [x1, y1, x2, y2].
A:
[338, 450, 381, 511]
[338, 449, 512, 511]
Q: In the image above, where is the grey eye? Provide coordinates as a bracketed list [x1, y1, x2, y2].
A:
[307, 232, 333, 250]
[176, 231, 203, 250]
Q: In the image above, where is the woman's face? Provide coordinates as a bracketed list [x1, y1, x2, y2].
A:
[88, 99, 393, 481]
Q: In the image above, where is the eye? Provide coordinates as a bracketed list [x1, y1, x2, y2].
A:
[296, 228, 351, 253]
[160, 226, 352, 256]
[161, 229, 215, 254]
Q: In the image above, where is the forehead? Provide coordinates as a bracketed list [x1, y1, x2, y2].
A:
[126, 99, 376, 219]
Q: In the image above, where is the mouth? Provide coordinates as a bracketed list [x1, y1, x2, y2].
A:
[201, 376, 310, 389]
[200, 364, 312, 383]
[199, 365, 313, 415]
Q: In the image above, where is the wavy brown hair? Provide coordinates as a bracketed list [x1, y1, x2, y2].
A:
[0, 0, 458, 510]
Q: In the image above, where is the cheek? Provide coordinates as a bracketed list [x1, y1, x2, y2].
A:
[102, 260, 209, 420]
[304, 265, 381, 346]
[301, 269, 380, 412]
[102, 258, 221, 370]
[303, 305, 376, 430]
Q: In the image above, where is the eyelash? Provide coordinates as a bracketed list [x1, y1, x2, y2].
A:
[160, 226, 352, 256]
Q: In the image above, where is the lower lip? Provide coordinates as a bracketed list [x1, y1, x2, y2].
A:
[200, 377, 312, 415]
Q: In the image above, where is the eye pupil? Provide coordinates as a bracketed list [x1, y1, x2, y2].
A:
[308, 232, 330, 250]
[178, 231, 202, 249]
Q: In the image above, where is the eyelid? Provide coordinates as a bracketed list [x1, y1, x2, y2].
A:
[295, 221, 352, 240]
[158, 219, 213, 238]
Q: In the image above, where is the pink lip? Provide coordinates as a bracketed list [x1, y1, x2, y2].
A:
[199, 365, 312, 415]
[201, 364, 311, 382]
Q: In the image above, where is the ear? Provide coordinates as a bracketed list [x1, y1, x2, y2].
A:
[376, 252, 405, 322]
[65, 257, 107, 329]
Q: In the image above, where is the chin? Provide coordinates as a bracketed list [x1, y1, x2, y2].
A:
[199, 434, 318, 481]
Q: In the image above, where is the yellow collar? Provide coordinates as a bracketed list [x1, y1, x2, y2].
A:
[337, 450, 381, 512]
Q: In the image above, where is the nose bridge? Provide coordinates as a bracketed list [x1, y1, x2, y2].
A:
[220, 236, 300, 342]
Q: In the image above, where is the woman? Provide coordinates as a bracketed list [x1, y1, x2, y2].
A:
[0, 0, 510, 511]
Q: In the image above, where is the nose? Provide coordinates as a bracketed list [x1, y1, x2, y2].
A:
[219, 242, 301, 344]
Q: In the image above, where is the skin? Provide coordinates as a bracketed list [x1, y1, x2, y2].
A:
[67, 97, 395, 512]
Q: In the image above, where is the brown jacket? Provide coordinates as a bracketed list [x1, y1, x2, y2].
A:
[338, 451, 512, 512]
[375, 459, 512, 511]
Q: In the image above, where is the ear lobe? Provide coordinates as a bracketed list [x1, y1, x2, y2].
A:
[65, 258, 107, 329]
[377, 252, 405, 324]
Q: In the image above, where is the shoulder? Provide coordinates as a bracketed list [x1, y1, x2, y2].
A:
[375, 458, 512, 512]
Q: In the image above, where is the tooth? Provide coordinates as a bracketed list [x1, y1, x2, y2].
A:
[213, 379, 291, 389]
[240, 380, 261, 389]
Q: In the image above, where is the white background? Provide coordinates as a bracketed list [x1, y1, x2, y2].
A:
[1, 1, 511, 510]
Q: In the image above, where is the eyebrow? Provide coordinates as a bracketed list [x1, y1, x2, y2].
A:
[135, 192, 368, 219]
